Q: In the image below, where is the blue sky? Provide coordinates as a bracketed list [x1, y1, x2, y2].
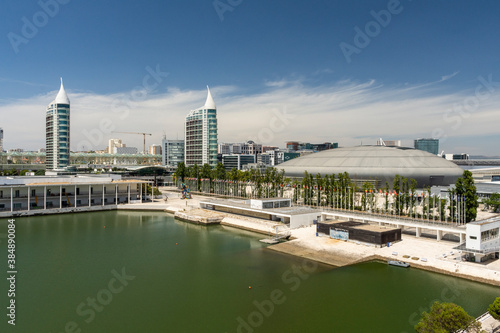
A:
[1, 0, 499, 155]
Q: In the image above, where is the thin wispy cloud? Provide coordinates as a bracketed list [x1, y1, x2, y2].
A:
[441, 71, 460, 81]
[1, 78, 498, 155]
[0, 77, 51, 88]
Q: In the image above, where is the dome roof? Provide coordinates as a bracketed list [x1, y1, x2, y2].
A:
[278, 145, 463, 187]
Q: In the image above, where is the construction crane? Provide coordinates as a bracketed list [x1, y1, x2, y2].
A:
[112, 131, 152, 154]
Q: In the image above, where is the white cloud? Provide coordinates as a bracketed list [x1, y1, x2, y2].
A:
[441, 71, 459, 81]
[1, 78, 499, 155]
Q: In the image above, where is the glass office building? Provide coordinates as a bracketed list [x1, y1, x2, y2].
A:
[46, 78, 70, 170]
[162, 139, 185, 167]
[414, 138, 439, 155]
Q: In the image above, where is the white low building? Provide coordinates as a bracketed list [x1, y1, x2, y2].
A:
[459, 217, 500, 262]
[0, 174, 150, 216]
[200, 198, 320, 229]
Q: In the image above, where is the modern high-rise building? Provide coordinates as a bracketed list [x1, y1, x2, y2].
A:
[46, 78, 70, 170]
[185, 86, 218, 167]
[162, 139, 185, 167]
[414, 138, 439, 155]
[0, 128, 3, 152]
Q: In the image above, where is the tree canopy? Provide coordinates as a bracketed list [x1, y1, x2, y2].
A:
[488, 297, 500, 321]
[483, 193, 500, 213]
[455, 170, 479, 223]
[415, 301, 482, 333]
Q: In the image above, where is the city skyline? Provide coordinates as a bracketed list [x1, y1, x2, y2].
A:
[1, 1, 499, 155]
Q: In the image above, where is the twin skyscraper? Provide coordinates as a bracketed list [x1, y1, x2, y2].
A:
[45, 81, 218, 170]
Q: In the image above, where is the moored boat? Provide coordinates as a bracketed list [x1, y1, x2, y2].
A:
[388, 260, 410, 268]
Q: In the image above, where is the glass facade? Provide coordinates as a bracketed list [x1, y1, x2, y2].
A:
[46, 82, 70, 170]
[162, 139, 185, 167]
[414, 138, 439, 155]
[184, 91, 218, 168]
[222, 154, 255, 171]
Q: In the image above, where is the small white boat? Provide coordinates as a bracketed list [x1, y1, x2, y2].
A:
[387, 260, 410, 268]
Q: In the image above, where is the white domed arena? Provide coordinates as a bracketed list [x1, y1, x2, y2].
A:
[278, 146, 463, 188]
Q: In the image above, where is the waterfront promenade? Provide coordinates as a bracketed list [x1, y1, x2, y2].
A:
[121, 191, 500, 288]
[128, 192, 500, 331]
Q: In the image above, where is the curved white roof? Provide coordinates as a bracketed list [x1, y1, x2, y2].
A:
[204, 85, 216, 109]
[279, 145, 463, 187]
[52, 78, 70, 105]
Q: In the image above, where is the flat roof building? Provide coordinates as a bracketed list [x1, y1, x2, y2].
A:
[317, 219, 401, 247]
[0, 174, 149, 217]
[456, 216, 500, 262]
[222, 154, 255, 171]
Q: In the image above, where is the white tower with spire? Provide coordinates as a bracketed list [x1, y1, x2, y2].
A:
[46, 78, 70, 170]
[185, 86, 218, 167]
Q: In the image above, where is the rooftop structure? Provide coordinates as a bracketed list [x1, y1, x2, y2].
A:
[377, 139, 401, 147]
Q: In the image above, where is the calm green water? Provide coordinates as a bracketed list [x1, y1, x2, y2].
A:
[0, 211, 498, 332]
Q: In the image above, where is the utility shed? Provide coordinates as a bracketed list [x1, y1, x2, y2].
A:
[317, 220, 401, 246]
